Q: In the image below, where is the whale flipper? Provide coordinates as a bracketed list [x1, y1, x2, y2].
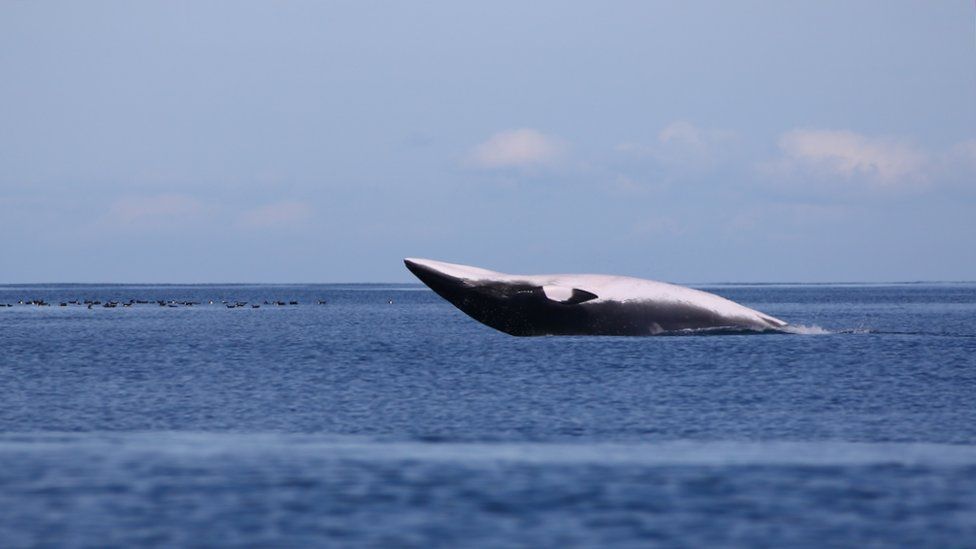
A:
[542, 286, 599, 304]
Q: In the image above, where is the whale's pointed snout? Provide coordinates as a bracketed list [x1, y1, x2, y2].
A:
[403, 258, 467, 296]
[403, 258, 442, 283]
[404, 258, 502, 281]
[403, 258, 423, 277]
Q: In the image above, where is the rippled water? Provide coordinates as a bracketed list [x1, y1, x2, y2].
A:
[2, 283, 975, 546]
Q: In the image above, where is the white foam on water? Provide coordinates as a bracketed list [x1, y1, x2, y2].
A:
[782, 324, 833, 335]
[2, 433, 975, 468]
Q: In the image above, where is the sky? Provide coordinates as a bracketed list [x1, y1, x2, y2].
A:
[1, 1, 974, 283]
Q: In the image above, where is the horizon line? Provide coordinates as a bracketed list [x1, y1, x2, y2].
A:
[2, 280, 975, 287]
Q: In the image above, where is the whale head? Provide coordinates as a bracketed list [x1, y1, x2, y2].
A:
[404, 258, 597, 336]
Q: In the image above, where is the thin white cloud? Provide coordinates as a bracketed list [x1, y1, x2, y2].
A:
[658, 120, 736, 150]
[946, 139, 976, 172]
[930, 139, 976, 192]
[612, 175, 642, 193]
[728, 203, 850, 233]
[468, 128, 565, 169]
[765, 129, 930, 186]
[239, 200, 312, 228]
[617, 121, 737, 172]
[632, 216, 684, 237]
[105, 194, 206, 227]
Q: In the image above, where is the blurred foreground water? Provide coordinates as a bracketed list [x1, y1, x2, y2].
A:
[2, 283, 975, 546]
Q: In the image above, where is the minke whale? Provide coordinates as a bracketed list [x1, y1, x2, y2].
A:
[404, 258, 788, 336]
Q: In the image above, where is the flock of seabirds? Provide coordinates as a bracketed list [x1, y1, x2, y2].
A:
[0, 299, 343, 309]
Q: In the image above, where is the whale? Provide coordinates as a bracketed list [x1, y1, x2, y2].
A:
[404, 258, 788, 336]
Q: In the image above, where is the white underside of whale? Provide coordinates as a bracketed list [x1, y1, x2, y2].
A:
[405, 257, 787, 329]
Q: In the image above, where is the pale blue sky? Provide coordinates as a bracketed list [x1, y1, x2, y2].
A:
[2, 1, 974, 282]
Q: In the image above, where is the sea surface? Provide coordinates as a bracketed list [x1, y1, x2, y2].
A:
[1, 283, 975, 547]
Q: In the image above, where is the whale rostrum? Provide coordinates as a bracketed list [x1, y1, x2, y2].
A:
[404, 258, 788, 336]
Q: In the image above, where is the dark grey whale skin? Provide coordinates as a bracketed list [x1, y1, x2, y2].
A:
[404, 260, 783, 336]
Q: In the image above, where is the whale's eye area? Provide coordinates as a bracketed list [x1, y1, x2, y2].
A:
[542, 285, 598, 305]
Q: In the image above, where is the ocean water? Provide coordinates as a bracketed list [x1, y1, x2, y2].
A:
[1, 283, 975, 547]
